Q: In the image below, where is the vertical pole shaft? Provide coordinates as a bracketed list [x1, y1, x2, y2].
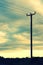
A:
[30, 15, 32, 58]
[26, 12, 36, 58]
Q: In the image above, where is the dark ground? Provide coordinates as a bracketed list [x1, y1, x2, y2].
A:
[0, 57, 43, 65]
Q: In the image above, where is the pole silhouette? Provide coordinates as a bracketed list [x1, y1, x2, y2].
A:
[26, 12, 36, 58]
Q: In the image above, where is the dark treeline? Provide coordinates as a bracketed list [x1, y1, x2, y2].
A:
[0, 57, 43, 65]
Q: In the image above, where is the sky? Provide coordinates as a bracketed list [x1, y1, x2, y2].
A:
[0, 0, 43, 58]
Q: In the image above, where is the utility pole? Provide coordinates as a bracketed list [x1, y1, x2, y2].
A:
[26, 12, 36, 58]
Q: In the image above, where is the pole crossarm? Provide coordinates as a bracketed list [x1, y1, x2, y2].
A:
[26, 12, 36, 16]
[26, 12, 36, 58]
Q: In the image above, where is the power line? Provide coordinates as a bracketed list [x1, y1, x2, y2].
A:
[0, 3, 29, 15]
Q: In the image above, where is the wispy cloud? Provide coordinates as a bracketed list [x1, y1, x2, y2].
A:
[13, 33, 29, 44]
[0, 31, 8, 44]
[29, 0, 43, 15]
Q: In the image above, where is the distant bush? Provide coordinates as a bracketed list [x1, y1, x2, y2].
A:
[0, 57, 43, 65]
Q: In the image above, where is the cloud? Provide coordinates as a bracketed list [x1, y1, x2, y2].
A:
[33, 46, 43, 50]
[0, 0, 23, 21]
[29, 0, 43, 15]
[7, 0, 43, 15]
[0, 23, 18, 32]
[33, 40, 43, 44]
[34, 24, 43, 31]
[0, 31, 6, 36]
[11, 20, 29, 27]
[0, 31, 8, 44]
[0, 19, 29, 33]
[0, 37, 8, 44]
[13, 33, 29, 44]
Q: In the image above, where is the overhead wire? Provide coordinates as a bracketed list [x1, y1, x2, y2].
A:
[0, 2, 29, 16]
[6, 5, 27, 15]
[6, 1, 29, 13]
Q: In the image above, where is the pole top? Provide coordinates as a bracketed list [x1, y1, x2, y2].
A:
[26, 11, 36, 16]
